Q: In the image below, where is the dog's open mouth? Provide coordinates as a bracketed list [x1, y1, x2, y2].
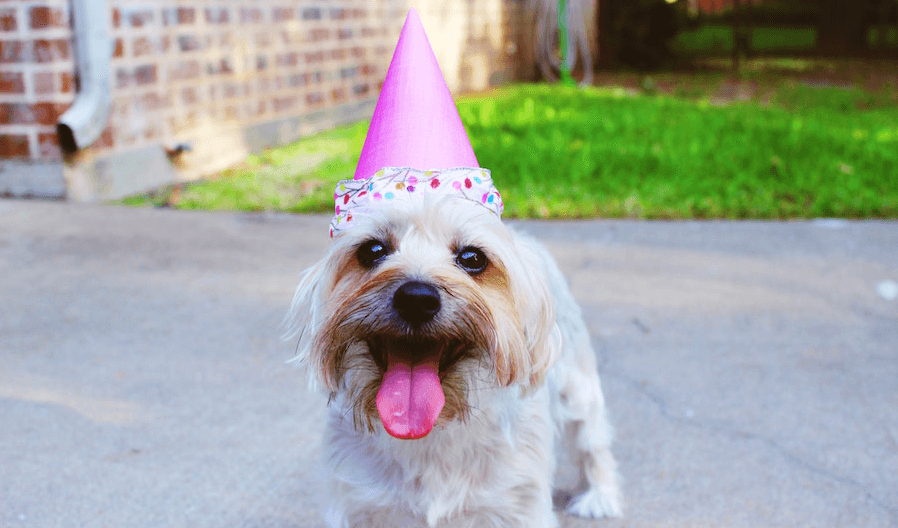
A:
[370, 337, 466, 440]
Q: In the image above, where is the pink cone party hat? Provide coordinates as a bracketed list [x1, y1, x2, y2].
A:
[330, 8, 503, 238]
[354, 8, 478, 179]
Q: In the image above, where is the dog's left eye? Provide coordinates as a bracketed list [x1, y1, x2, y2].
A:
[456, 247, 488, 275]
[357, 240, 391, 268]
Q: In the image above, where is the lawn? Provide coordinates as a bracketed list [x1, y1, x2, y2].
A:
[124, 81, 898, 219]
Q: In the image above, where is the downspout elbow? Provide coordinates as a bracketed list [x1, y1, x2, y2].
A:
[57, 0, 112, 152]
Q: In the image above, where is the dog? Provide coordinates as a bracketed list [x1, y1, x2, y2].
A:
[285, 188, 622, 527]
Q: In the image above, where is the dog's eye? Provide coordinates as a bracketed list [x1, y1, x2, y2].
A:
[456, 247, 488, 275]
[356, 239, 391, 268]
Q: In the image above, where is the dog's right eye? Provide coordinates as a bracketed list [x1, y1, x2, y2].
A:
[356, 240, 390, 268]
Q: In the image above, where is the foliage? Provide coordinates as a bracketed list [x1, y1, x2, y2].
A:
[123, 83, 898, 219]
[675, 25, 817, 53]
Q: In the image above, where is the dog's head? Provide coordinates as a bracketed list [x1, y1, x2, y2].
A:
[286, 195, 559, 439]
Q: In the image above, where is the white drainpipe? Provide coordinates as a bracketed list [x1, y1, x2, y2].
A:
[57, 0, 112, 152]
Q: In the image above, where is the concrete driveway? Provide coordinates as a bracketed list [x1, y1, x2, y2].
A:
[1, 200, 896, 527]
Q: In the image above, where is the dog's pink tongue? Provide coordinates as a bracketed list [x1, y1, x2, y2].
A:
[376, 352, 444, 440]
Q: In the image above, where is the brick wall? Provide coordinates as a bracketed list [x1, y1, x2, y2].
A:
[0, 0, 74, 163]
[2, 0, 536, 200]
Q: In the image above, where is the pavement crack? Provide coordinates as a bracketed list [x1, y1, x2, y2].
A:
[594, 338, 898, 523]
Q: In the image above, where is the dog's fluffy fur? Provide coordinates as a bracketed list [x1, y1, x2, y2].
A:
[286, 194, 621, 527]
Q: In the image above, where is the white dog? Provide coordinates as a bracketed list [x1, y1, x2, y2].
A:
[286, 192, 621, 527]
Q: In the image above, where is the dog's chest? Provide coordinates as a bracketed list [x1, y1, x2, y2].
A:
[327, 388, 554, 523]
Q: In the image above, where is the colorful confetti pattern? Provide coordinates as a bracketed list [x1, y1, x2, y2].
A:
[330, 167, 504, 237]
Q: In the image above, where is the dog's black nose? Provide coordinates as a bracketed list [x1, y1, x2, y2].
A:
[393, 281, 441, 326]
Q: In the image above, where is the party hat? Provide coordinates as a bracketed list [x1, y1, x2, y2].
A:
[354, 8, 478, 179]
[330, 8, 503, 239]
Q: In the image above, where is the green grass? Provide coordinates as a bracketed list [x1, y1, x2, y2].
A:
[124, 83, 898, 219]
[122, 123, 368, 212]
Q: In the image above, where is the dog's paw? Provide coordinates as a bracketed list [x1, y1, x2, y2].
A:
[565, 487, 622, 519]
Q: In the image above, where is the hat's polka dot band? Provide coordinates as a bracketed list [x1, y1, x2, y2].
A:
[330, 167, 503, 238]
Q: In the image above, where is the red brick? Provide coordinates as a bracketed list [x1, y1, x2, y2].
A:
[0, 102, 28, 124]
[273, 96, 295, 113]
[0, 71, 24, 93]
[223, 82, 246, 98]
[133, 36, 154, 57]
[0, 8, 16, 31]
[353, 83, 370, 97]
[0, 102, 65, 125]
[0, 41, 25, 63]
[33, 39, 70, 63]
[177, 34, 203, 52]
[111, 8, 120, 28]
[113, 38, 123, 58]
[60, 71, 74, 93]
[240, 7, 262, 24]
[178, 7, 195, 24]
[0, 134, 29, 158]
[30, 6, 65, 30]
[305, 92, 323, 106]
[272, 7, 293, 21]
[127, 9, 154, 28]
[204, 7, 229, 24]
[33, 71, 54, 94]
[115, 68, 130, 88]
[331, 88, 346, 102]
[181, 86, 199, 105]
[286, 73, 306, 87]
[34, 102, 66, 125]
[38, 132, 61, 160]
[301, 7, 321, 21]
[207, 58, 233, 75]
[133, 64, 156, 85]
[310, 28, 330, 42]
[276, 52, 298, 67]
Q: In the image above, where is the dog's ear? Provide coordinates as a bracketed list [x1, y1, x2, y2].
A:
[493, 236, 561, 389]
[283, 257, 332, 388]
